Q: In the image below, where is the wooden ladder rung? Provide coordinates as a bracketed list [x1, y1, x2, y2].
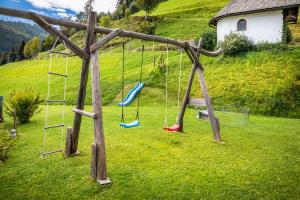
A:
[49, 51, 72, 56]
[46, 100, 66, 103]
[48, 72, 68, 77]
[42, 149, 63, 157]
[44, 124, 64, 129]
[73, 108, 97, 118]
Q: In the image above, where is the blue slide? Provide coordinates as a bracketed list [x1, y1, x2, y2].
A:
[119, 82, 145, 107]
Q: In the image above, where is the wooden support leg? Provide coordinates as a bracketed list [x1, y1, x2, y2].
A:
[90, 52, 110, 185]
[71, 12, 97, 154]
[176, 40, 203, 131]
[196, 67, 221, 142]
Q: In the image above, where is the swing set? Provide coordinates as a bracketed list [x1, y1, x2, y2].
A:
[0, 7, 224, 185]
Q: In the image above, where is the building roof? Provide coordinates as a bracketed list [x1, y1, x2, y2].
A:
[209, 0, 300, 26]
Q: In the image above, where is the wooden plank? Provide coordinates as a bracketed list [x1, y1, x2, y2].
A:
[44, 124, 64, 129]
[71, 11, 97, 154]
[48, 72, 68, 77]
[29, 12, 89, 59]
[90, 29, 122, 53]
[49, 51, 72, 56]
[188, 98, 206, 106]
[64, 128, 72, 157]
[72, 108, 96, 118]
[90, 52, 108, 181]
[42, 149, 63, 157]
[186, 42, 204, 71]
[0, 7, 223, 57]
[46, 100, 66, 103]
[176, 39, 203, 128]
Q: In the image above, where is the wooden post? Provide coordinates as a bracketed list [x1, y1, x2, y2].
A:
[196, 67, 221, 142]
[0, 96, 3, 123]
[70, 11, 97, 154]
[64, 128, 73, 157]
[176, 40, 203, 130]
[91, 143, 98, 180]
[90, 52, 110, 184]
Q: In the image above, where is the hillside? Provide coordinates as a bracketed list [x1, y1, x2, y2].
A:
[0, 19, 46, 52]
[0, 0, 299, 118]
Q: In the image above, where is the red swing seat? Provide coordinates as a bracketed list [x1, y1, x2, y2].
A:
[163, 124, 181, 132]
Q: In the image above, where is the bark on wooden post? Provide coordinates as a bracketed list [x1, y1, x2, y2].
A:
[91, 143, 98, 180]
[64, 128, 73, 157]
[71, 11, 97, 154]
[90, 52, 110, 184]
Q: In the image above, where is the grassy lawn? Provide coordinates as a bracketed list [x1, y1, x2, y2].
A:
[0, 106, 299, 199]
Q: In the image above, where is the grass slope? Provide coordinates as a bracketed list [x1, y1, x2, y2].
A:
[1, 46, 299, 117]
[0, 106, 300, 199]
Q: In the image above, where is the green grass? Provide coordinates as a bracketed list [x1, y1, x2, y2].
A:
[0, 106, 299, 199]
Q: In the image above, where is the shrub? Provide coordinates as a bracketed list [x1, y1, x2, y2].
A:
[0, 124, 13, 162]
[139, 21, 156, 35]
[4, 89, 42, 124]
[197, 30, 217, 51]
[99, 16, 111, 28]
[220, 33, 255, 57]
[282, 21, 293, 44]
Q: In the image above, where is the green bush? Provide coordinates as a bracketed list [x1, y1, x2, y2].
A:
[0, 124, 13, 162]
[282, 21, 293, 44]
[4, 89, 42, 124]
[220, 33, 255, 57]
[139, 21, 156, 35]
[197, 30, 217, 51]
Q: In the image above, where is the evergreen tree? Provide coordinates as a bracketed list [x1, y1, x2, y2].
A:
[9, 47, 17, 62]
[136, 0, 166, 18]
[1, 52, 8, 65]
[18, 40, 26, 61]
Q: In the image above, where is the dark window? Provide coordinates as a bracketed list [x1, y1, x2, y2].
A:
[237, 19, 247, 31]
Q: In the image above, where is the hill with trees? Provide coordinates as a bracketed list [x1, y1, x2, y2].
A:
[0, 19, 45, 52]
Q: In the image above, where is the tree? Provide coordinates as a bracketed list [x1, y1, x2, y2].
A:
[136, 0, 166, 18]
[41, 35, 55, 52]
[8, 47, 17, 62]
[24, 36, 40, 59]
[1, 52, 8, 65]
[99, 16, 111, 28]
[18, 40, 26, 61]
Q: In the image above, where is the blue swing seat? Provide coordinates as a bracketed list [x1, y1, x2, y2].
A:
[120, 120, 140, 128]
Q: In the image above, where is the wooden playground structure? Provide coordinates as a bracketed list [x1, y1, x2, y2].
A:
[0, 7, 223, 185]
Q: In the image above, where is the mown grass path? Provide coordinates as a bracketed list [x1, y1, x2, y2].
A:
[0, 106, 299, 199]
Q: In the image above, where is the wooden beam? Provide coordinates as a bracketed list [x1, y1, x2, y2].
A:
[71, 11, 97, 154]
[29, 12, 89, 59]
[73, 108, 97, 118]
[90, 29, 122, 53]
[0, 7, 223, 57]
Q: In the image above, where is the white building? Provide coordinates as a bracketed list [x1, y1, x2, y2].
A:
[209, 0, 300, 44]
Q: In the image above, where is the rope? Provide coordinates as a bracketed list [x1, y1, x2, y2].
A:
[164, 45, 169, 127]
[121, 38, 125, 123]
[43, 37, 59, 154]
[136, 42, 144, 121]
[176, 49, 183, 119]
